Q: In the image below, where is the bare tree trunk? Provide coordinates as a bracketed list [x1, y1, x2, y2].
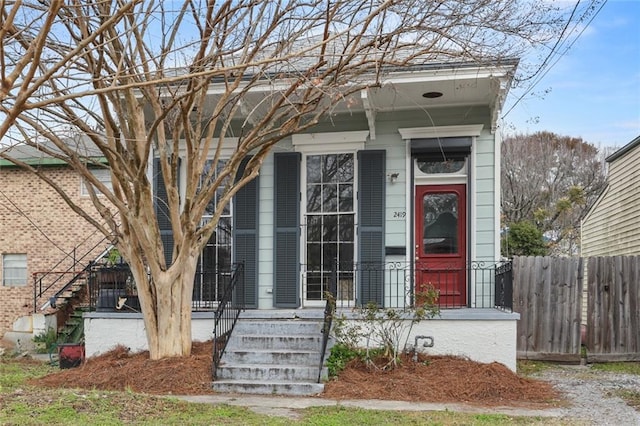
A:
[128, 252, 198, 359]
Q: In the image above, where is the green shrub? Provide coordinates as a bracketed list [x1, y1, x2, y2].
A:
[33, 328, 58, 354]
[326, 343, 362, 377]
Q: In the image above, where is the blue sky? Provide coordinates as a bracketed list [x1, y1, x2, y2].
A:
[502, 0, 640, 149]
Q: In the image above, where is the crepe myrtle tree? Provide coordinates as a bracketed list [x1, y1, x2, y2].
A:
[0, 0, 596, 359]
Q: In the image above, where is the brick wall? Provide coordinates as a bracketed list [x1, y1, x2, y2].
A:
[0, 165, 109, 337]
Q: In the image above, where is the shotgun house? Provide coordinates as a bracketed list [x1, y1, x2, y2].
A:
[85, 59, 519, 395]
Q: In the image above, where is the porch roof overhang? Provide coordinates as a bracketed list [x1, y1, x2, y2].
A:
[145, 60, 517, 140]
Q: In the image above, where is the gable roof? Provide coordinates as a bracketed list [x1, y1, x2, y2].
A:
[605, 135, 640, 163]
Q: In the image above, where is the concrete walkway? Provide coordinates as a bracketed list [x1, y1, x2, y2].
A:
[177, 394, 564, 419]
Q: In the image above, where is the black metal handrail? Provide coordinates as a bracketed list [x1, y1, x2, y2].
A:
[317, 261, 337, 383]
[212, 262, 245, 380]
[33, 235, 112, 312]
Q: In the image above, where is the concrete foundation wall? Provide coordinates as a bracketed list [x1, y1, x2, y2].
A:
[337, 309, 519, 371]
[84, 309, 518, 370]
[83, 312, 215, 357]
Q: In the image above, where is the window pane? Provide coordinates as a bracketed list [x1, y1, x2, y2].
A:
[339, 243, 354, 266]
[307, 155, 321, 183]
[322, 243, 337, 268]
[307, 216, 321, 242]
[338, 214, 354, 241]
[322, 184, 337, 212]
[417, 159, 466, 174]
[306, 272, 323, 300]
[81, 168, 113, 196]
[338, 184, 353, 212]
[307, 243, 321, 270]
[3, 254, 27, 286]
[323, 215, 338, 242]
[423, 193, 458, 254]
[322, 154, 338, 183]
[337, 154, 354, 182]
[307, 185, 322, 212]
[218, 217, 232, 244]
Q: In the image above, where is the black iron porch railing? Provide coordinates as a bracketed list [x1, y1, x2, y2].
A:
[303, 260, 514, 311]
[87, 262, 137, 312]
[212, 262, 245, 379]
[86, 263, 245, 313]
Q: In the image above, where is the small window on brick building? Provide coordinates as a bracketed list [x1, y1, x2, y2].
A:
[81, 168, 113, 196]
[3, 254, 27, 286]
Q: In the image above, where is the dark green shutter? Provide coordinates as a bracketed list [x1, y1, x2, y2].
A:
[234, 157, 259, 308]
[274, 152, 301, 307]
[358, 150, 385, 306]
[153, 158, 176, 269]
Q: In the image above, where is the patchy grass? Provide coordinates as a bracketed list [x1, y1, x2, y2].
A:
[301, 407, 570, 425]
[591, 362, 640, 376]
[0, 357, 55, 390]
[612, 389, 640, 411]
[0, 356, 575, 425]
[517, 360, 556, 377]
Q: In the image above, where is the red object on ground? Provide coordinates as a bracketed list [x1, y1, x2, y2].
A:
[58, 343, 85, 369]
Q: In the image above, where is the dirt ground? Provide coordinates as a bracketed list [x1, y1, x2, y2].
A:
[30, 341, 559, 407]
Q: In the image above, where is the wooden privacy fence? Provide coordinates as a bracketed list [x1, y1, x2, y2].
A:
[586, 256, 640, 361]
[513, 256, 583, 362]
[513, 255, 640, 362]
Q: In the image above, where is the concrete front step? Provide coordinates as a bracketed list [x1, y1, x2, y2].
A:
[213, 316, 331, 396]
[212, 379, 325, 396]
[217, 363, 326, 382]
[232, 320, 323, 335]
[223, 348, 321, 365]
[226, 334, 323, 351]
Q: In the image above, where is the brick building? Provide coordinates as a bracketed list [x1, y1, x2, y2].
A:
[0, 153, 108, 340]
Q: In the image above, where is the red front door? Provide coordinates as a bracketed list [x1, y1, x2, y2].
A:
[415, 184, 467, 307]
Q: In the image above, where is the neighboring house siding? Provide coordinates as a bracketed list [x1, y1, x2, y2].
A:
[0, 166, 107, 338]
[582, 141, 640, 257]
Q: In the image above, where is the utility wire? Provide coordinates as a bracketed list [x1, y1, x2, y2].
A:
[502, 0, 608, 119]
[0, 187, 69, 255]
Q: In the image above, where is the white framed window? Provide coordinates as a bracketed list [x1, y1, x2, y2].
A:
[81, 168, 113, 196]
[304, 153, 356, 302]
[3, 254, 27, 286]
[194, 159, 233, 305]
[293, 131, 368, 305]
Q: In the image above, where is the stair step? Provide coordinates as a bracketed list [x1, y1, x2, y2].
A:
[232, 320, 323, 335]
[214, 317, 331, 396]
[216, 363, 325, 381]
[212, 379, 324, 396]
[223, 348, 321, 365]
[227, 334, 322, 351]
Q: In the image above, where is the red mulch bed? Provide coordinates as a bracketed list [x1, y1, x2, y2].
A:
[30, 343, 558, 406]
[32, 341, 215, 395]
[323, 354, 558, 406]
